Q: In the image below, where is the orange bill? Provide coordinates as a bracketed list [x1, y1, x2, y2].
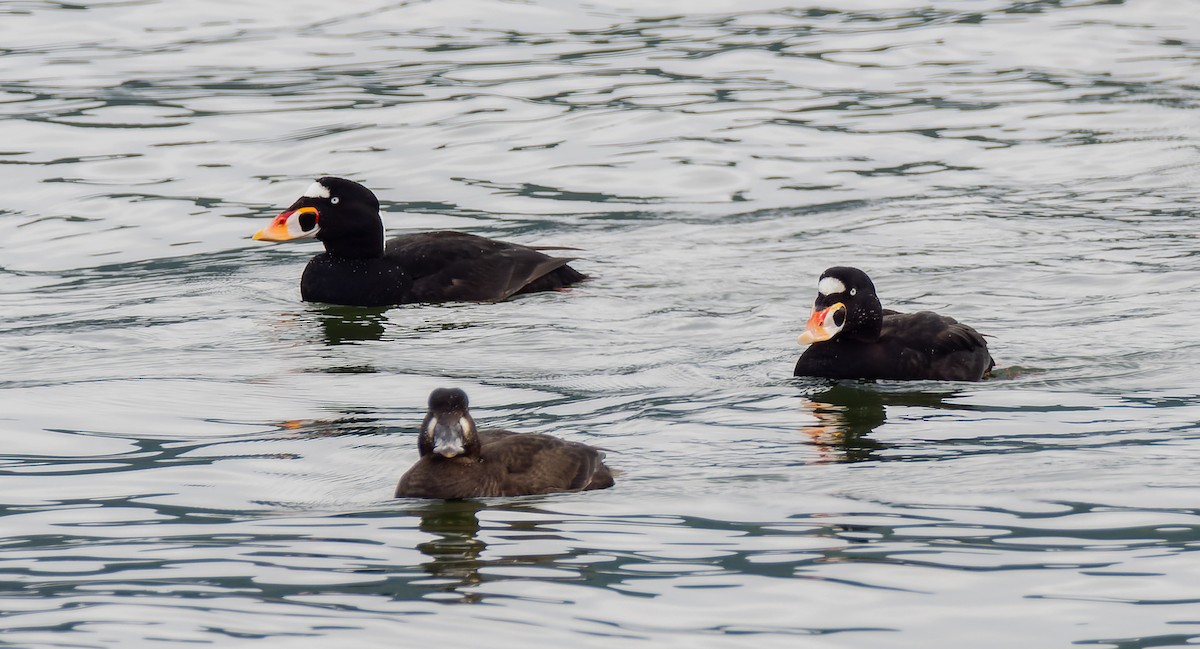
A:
[252, 206, 319, 241]
[798, 302, 846, 344]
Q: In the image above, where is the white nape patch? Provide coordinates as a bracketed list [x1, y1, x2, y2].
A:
[302, 181, 331, 199]
[818, 276, 846, 296]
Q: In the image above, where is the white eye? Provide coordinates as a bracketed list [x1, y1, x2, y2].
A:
[850, 288, 857, 296]
[330, 196, 340, 204]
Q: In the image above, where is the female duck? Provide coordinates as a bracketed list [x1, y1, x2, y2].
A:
[253, 177, 585, 306]
[794, 266, 994, 381]
[395, 388, 614, 499]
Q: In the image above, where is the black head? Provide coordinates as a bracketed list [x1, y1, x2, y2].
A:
[798, 266, 883, 344]
[418, 388, 481, 459]
[252, 177, 384, 259]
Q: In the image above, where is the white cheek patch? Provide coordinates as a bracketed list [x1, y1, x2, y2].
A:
[818, 276, 846, 296]
[302, 181, 331, 199]
[459, 417, 472, 437]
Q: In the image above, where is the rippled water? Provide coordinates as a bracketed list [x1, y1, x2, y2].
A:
[2, 0, 1200, 646]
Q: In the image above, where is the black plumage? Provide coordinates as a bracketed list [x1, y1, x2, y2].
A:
[793, 267, 994, 382]
[395, 388, 614, 499]
[253, 177, 585, 306]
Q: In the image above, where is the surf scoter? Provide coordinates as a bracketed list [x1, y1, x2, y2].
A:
[252, 177, 585, 306]
[794, 266, 994, 381]
[395, 388, 614, 499]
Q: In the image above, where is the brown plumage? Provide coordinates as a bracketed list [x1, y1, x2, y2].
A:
[395, 388, 614, 499]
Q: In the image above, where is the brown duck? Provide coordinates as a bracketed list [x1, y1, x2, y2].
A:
[395, 388, 614, 499]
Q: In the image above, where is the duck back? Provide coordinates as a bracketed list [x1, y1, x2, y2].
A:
[395, 429, 613, 499]
[795, 310, 994, 381]
[385, 232, 582, 303]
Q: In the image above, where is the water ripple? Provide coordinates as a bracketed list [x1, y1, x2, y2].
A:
[2, 0, 1200, 646]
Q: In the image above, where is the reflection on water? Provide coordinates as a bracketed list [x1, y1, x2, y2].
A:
[317, 306, 389, 346]
[413, 500, 487, 602]
[801, 383, 889, 463]
[275, 413, 388, 438]
[801, 384, 988, 462]
[2, 0, 1200, 647]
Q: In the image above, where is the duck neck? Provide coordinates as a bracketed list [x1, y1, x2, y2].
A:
[845, 300, 883, 343]
[319, 226, 384, 260]
[460, 433, 482, 459]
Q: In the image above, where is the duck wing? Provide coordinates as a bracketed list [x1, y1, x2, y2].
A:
[883, 311, 994, 381]
[385, 231, 582, 303]
[484, 433, 614, 494]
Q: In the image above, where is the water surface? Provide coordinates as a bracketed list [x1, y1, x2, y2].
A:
[2, 1, 1200, 647]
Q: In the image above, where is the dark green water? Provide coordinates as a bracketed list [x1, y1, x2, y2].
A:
[2, 1, 1199, 647]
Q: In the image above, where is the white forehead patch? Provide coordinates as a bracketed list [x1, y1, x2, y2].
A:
[817, 276, 846, 296]
[302, 181, 331, 199]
